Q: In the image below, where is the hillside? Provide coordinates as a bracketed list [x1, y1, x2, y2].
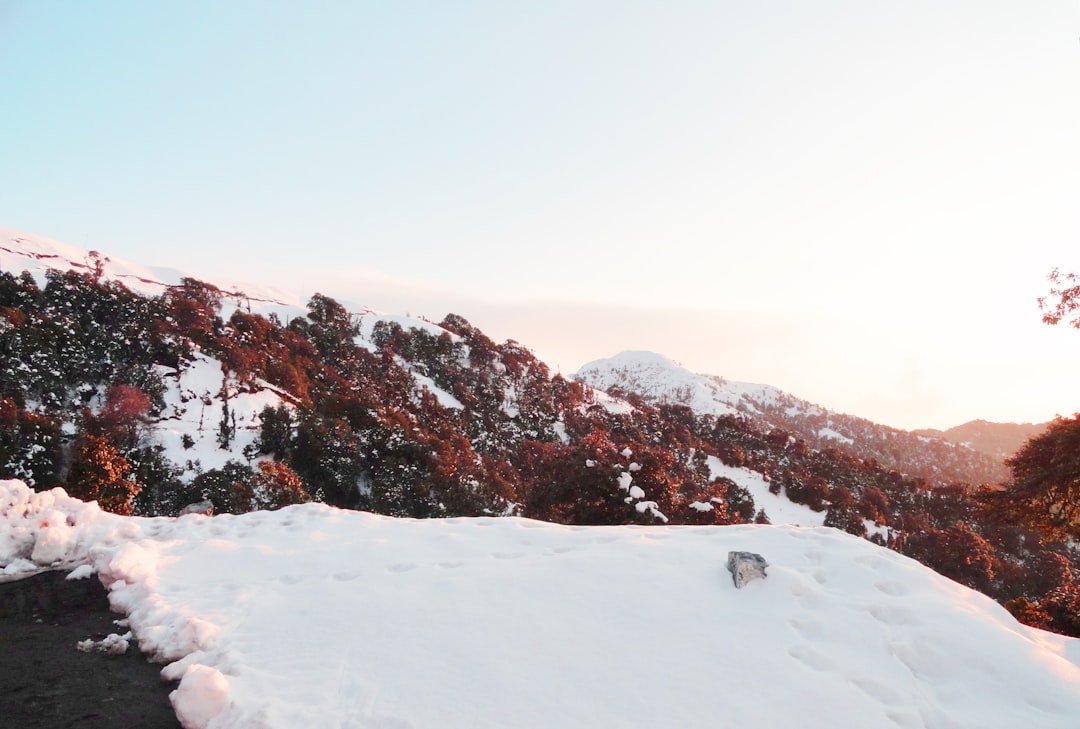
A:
[1, 227, 1078, 637]
[912, 419, 1050, 461]
[3, 480, 1079, 729]
[575, 351, 1010, 486]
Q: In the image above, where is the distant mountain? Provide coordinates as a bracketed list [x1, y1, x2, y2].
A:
[912, 419, 1049, 462]
[575, 351, 1010, 487]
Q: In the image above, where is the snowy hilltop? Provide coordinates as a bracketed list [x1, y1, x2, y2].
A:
[2, 480, 1079, 729]
[576, 350, 794, 419]
[575, 351, 1010, 486]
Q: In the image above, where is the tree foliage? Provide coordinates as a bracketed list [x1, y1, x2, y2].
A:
[1039, 268, 1080, 329]
[992, 415, 1080, 539]
[67, 434, 141, 515]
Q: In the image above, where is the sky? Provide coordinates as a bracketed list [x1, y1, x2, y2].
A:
[5, 478, 1080, 728]
[2, 1, 1079, 430]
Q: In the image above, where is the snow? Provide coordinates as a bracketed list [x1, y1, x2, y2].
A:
[0, 227, 308, 323]
[575, 351, 865, 449]
[410, 371, 464, 410]
[65, 563, 96, 580]
[587, 387, 634, 414]
[3, 479, 1080, 729]
[355, 311, 460, 345]
[152, 351, 288, 478]
[706, 456, 826, 527]
[575, 350, 787, 419]
[818, 427, 855, 445]
[77, 631, 132, 655]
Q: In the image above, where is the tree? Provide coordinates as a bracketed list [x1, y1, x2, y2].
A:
[1039, 268, 1080, 328]
[249, 460, 309, 511]
[67, 435, 141, 515]
[217, 393, 234, 449]
[304, 293, 358, 363]
[0, 397, 61, 487]
[902, 521, 996, 593]
[824, 486, 867, 536]
[722, 479, 756, 523]
[163, 277, 223, 345]
[93, 384, 153, 449]
[993, 415, 1080, 538]
[192, 461, 257, 515]
[255, 405, 295, 458]
[990, 271, 1080, 537]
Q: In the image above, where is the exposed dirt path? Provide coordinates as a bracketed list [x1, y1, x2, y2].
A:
[0, 570, 181, 729]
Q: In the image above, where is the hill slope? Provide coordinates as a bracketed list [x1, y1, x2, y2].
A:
[912, 419, 1050, 461]
[575, 351, 1010, 486]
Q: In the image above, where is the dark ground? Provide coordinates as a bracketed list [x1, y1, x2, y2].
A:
[0, 570, 181, 729]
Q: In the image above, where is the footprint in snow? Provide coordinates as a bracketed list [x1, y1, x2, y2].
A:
[787, 643, 833, 672]
[545, 546, 575, 555]
[874, 580, 909, 596]
[849, 675, 905, 707]
[866, 604, 918, 626]
[1026, 696, 1064, 714]
[787, 615, 827, 640]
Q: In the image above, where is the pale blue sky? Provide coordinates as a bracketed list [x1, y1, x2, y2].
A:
[2, 1, 1079, 429]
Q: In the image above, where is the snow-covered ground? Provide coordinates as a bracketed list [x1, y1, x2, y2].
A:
[706, 455, 826, 527]
[3, 480, 1079, 729]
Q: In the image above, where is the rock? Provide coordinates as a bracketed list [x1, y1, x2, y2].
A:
[727, 551, 768, 588]
[178, 500, 214, 517]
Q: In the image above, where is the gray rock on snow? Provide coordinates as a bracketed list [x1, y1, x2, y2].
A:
[178, 500, 214, 517]
[727, 551, 768, 588]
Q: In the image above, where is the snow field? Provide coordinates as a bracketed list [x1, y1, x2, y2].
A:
[706, 455, 825, 527]
[3, 480, 1080, 729]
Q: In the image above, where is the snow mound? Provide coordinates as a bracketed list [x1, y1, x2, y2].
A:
[1, 479, 1079, 729]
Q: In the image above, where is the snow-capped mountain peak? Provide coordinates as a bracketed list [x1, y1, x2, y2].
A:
[575, 350, 817, 420]
[574, 351, 1008, 486]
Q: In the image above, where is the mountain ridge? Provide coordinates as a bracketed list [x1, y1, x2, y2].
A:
[912, 419, 1050, 461]
[574, 350, 1011, 486]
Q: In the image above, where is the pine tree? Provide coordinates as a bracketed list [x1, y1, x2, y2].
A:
[218, 394, 234, 449]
